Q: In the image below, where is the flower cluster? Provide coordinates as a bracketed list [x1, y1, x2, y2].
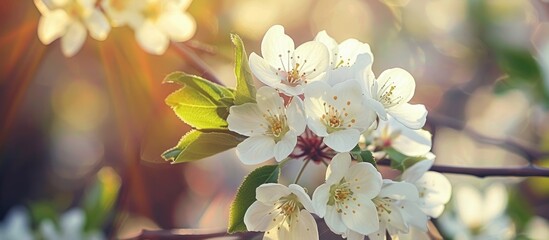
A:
[34, 0, 196, 56]
[227, 25, 451, 240]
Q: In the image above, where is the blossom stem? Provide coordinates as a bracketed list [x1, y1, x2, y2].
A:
[377, 159, 549, 177]
[171, 42, 224, 86]
[294, 159, 311, 184]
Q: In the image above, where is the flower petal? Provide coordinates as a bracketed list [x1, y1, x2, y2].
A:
[236, 136, 275, 165]
[455, 185, 483, 227]
[61, 21, 86, 57]
[85, 9, 111, 41]
[261, 25, 295, 69]
[484, 184, 508, 222]
[227, 103, 265, 136]
[292, 41, 329, 81]
[158, 11, 196, 42]
[387, 103, 428, 130]
[60, 208, 85, 235]
[274, 131, 297, 161]
[341, 196, 379, 235]
[324, 205, 346, 235]
[346, 162, 382, 198]
[289, 184, 314, 213]
[256, 86, 284, 114]
[312, 183, 330, 217]
[365, 97, 388, 120]
[325, 153, 351, 184]
[38, 9, 69, 45]
[291, 210, 319, 240]
[378, 181, 419, 201]
[392, 128, 431, 156]
[286, 97, 306, 134]
[244, 201, 278, 231]
[401, 159, 434, 183]
[377, 68, 416, 106]
[249, 53, 281, 87]
[256, 183, 291, 204]
[135, 21, 169, 55]
[346, 230, 365, 240]
[337, 38, 372, 68]
[401, 201, 428, 231]
[324, 128, 360, 153]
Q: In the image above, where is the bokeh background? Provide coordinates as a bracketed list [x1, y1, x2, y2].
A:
[1, 0, 549, 239]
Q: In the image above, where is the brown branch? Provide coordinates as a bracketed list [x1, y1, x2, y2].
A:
[171, 42, 223, 86]
[377, 159, 549, 178]
[427, 113, 549, 162]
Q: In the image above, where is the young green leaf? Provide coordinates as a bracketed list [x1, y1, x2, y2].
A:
[83, 167, 121, 232]
[231, 33, 256, 105]
[385, 148, 426, 171]
[164, 72, 235, 129]
[228, 165, 279, 233]
[162, 130, 243, 163]
[350, 145, 377, 167]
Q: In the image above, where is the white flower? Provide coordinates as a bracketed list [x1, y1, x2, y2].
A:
[101, 0, 143, 27]
[244, 183, 318, 240]
[35, 0, 111, 57]
[401, 156, 452, 218]
[362, 68, 428, 129]
[369, 116, 432, 157]
[312, 153, 382, 237]
[525, 216, 549, 240]
[40, 208, 104, 240]
[249, 25, 330, 96]
[227, 86, 306, 164]
[0, 206, 33, 240]
[438, 183, 515, 240]
[368, 180, 429, 240]
[304, 80, 376, 152]
[114, 0, 197, 55]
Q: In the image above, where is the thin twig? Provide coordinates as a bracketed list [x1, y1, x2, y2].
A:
[294, 159, 311, 184]
[377, 159, 549, 178]
[171, 42, 223, 85]
[427, 113, 549, 162]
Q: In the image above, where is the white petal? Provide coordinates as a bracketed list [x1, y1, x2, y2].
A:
[61, 208, 85, 234]
[158, 12, 196, 42]
[346, 162, 382, 198]
[286, 98, 306, 134]
[292, 41, 329, 80]
[324, 205, 347, 235]
[392, 128, 431, 156]
[314, 30, 338, 55]
[38, 9, 69, 44]
[244, 201, 278, 231]
[341, 197, 379, 235]
[236, 136, 275, 165]
[274, 132, 297, 161]
[337, 38, 372, 67]
[292, 210, 319, 240]
[401, 201, 428, 231]
[325, 153, 351, 184]
[368, 225, 387, 240]
[401, 159, 434, 183]
[378, 181, 419, 201]
[312, 183, 330, 217]
[61, 21, 86, 57]
[256, 183, 291, 204]
[276, 83, 307, 96]
[289, 184, 314, 213]
[256, 86, 284, 114]
[387, 103, 428, 130]
[249, 53, 282, 87]
[85, 9, 110, 41]
[304, 82, 330, 136]
[416, 172, 452, 217]
[377, 68, 416, 106]
[261, 25, 295, 69]
[227, 103, 265, 136]
[455, 185, 483, 227]
[135, 22, 169, 55]
[40, 220, 59, 240]
[346, 230, 365, 240]
[484, 184, 508, 222]
[324, 128, 361, 153]
[365, 97, 388, 120]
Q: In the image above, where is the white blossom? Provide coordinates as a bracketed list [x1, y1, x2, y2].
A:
[35, 0, 111, 57]
[312, 153, 382, 238]
[40, 208, 104, 240]
[369, 116, 432, 157]
[244, 184, 318, 240]
[0, 206, 33, 240]
[249, 25, 329, 96]
[227, 86, 306, 164]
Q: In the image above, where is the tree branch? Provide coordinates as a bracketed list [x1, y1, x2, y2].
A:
[171, 42, 223, 86]
[427, 113, 549, 162]
[377, 159, 549, 178]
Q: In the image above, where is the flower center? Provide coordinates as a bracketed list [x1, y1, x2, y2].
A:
[374, 197, 394, 215]
[290, 128, 335, 163]
[321, 100, 355, 133]
[263, 110, 289, 141]
[275, 52, 317, 87]
[279, 196, 299, 217]
[110, 0, 130, 11]
[328, 180, 354, 206]
[64, 2, 87, 19]
[378, 81, 402, 107]
[143, 2, 162, 21]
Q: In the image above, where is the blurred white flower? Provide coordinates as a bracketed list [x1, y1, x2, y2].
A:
[362, 67, 427, 129]
[438, 183, 515, 240]
[249, 25, 329, 96]
[227, 86, 306, 164]
[312, 153, 382, 238]
[40, 208, 104, 240]
[401, 156, 452, 218]
[0, 206, 34, 240]
[34, 0, 111, 57]
[524, 216, 549, 240]
[367, 180, 429, 240]
[304, 80, 376, 152]
[244, 183, 318, 240]
[369, 116, 432, 157]
[101, 0, 142, 27]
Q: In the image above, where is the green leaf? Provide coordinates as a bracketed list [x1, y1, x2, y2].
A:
[231, 34, 256, 105]
[228, 165, 279, 233]
[163, 130, 243, 163]
[164, 72, 235, 129]
[350, 146, 377, 168]
[385, 148, 426, 171]
[83, 167, 121, 231]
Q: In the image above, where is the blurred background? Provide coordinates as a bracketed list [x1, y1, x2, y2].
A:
[1, 0, 549, 239]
